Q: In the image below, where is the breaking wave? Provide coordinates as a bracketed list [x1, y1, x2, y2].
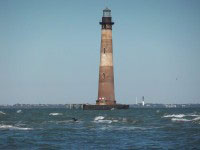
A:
[16, 110, 22, 113]
[0, 124, 33, 130]
[163, 114, 185, 118]
[94, 116, 104, 121]
[163, 113, 200, 118]
[163, 113, 200, 123]
[94, 116, 113, 124]
[193, 117, 200, 121]
[188, 114, 199, 117]
[171, 118, 191, 122]
[49, 113, 63, 116]
[95, 120, 112, 124]
[0, 111, 6, 115]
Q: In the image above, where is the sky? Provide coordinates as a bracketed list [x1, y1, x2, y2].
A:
[0, 0, 200, 105]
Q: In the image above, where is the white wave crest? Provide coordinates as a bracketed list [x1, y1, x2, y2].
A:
[0, 125, 33, 130]
[171, 118, 191, 122]
[17, 110, 22, 113]
[189, 114, 199, 117]
[163, 114, 185, 118]
[112, 120, 118, 123]
[0, 111, 6, 115]
[49, 113, 63, 116]
[193, 117, 200, 121]
[94, 116, 113, 123]
[94, 116, 104, 121]
[95, 120, 112, 124]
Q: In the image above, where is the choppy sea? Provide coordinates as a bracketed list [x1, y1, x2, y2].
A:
[0, 108, 200, 149]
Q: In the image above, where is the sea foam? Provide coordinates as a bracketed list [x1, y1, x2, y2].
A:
[17, 110, 22, 113]
[94, 116, 104, 121]
[171, 118, 191, 122]
[163, 114, 185, 118]
[49, 113, 63, 116]
[94, 116, 113, 123]
[0, 125, 33, 130]
[96, 120, 112, 124]
[0, 111, 6, 115]
[193, 117, 200, 121]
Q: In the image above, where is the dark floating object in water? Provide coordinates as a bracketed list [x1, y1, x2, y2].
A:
[72, 117, 78, 122]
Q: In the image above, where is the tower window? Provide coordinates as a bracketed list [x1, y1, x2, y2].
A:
[104, 48, 106, 54]
[102, 73, 105, 80]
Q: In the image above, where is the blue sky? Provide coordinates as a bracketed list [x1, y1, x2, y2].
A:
[0, 0, 200, 104]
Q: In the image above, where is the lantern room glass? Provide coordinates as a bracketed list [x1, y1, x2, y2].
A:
[103, 8, 111, 17]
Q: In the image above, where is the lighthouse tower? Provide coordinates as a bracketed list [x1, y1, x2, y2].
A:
[82, 8, 129, 110]
[96, 8, 116, 105]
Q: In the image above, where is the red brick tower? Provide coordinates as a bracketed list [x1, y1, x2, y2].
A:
[96, 8, 116, 105]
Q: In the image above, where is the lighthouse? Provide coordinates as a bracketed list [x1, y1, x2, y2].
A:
[83, 8, 129, 110]
[96, 8, 116, 105]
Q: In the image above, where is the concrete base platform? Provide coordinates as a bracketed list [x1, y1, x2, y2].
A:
[83, 104, 129, 110]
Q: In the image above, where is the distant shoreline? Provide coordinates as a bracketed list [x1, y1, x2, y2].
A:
[0, 103, 200, 109]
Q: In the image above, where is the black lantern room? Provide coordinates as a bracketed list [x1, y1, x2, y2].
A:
[100, 8, 114, 29]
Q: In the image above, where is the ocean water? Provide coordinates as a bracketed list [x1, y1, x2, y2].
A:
[0, 108, 200, 150]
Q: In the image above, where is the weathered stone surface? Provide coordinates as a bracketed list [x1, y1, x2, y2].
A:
[97, 10, 115, 105]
